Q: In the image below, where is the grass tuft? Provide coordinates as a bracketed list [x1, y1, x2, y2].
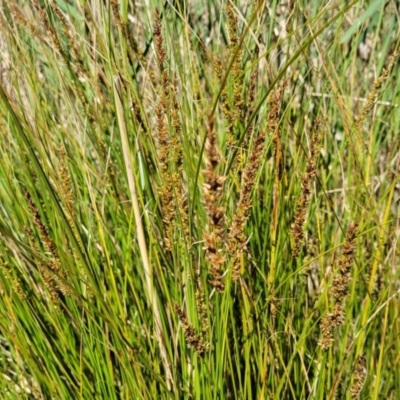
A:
[0, 1, 399, 398]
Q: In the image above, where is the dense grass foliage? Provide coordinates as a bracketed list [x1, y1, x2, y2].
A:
[0, 1, 399, 398]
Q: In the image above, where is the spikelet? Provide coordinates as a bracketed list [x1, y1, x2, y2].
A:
[332, 222, 358, 303]
[202, 116, 226, 291]
[111, 0, 142, 67]
[227, 132, 265, 281]
[30, 0, 96, 124]
[213, 56, 235, 147]
[49, 1, 87, 82]
[237, 55, 259, 176]
[320, 223, 358, 350]
[227, 81, 286, 281]
[174, 302, 208, 357]
[30, 0, 68, 66]
[24, 225, 59, 303]
[226, 2, 244, 122]
[291, 119, 323, 257]
[153, 9, 188, 249]
[195, 282, 209, 335]
[0, 252, 25, 301]
[350, 354, 367, 399]
[25, 191, 69, 296]
[356, 48, 400, 129]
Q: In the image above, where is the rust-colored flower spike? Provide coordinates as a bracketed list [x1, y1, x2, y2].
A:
[227, 81, 286, 281]
[213, 56, 235, 148]
[236, 51, 259, 177]
[153, 21, 174, 251]
[350, 354, 367, 399]
[202, 116, 226, 292]
[174, 302, 208, 357]
[291, 119, 323, 258]
[31, 0, 96, 124]
[320, 222, 358, 350]
[157, 105, 175, 250]
[227, 133, 265, 281]
[59, 146, 74, 214]
[195, 283, 209, 335]
[26, 226, 60, 303]
[25, 191, 69, 296]
[319, 302, 344, 350]
[153, 10, 188, 248]
[332, 222, 358, 303]
[0, 253, 25, 301]
[356, 48, 400, 130]
[31, 0, 67, 66]
[226, 1, 243, 122]
[111, 0, 143, 67]
[169, 76, 189, 238]
[245, 61, 259, 134]
[154, 9, 170, 103]
[9, 3, 42, 38]
[50, 1, 87, 82]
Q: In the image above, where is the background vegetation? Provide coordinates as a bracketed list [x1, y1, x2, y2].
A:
[0, 0, 399, 398]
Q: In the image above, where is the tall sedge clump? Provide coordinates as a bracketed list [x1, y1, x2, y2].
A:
[320, 222, 358, 350]
[290, 119, 323, 258]
[202, 116, 226, 292]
